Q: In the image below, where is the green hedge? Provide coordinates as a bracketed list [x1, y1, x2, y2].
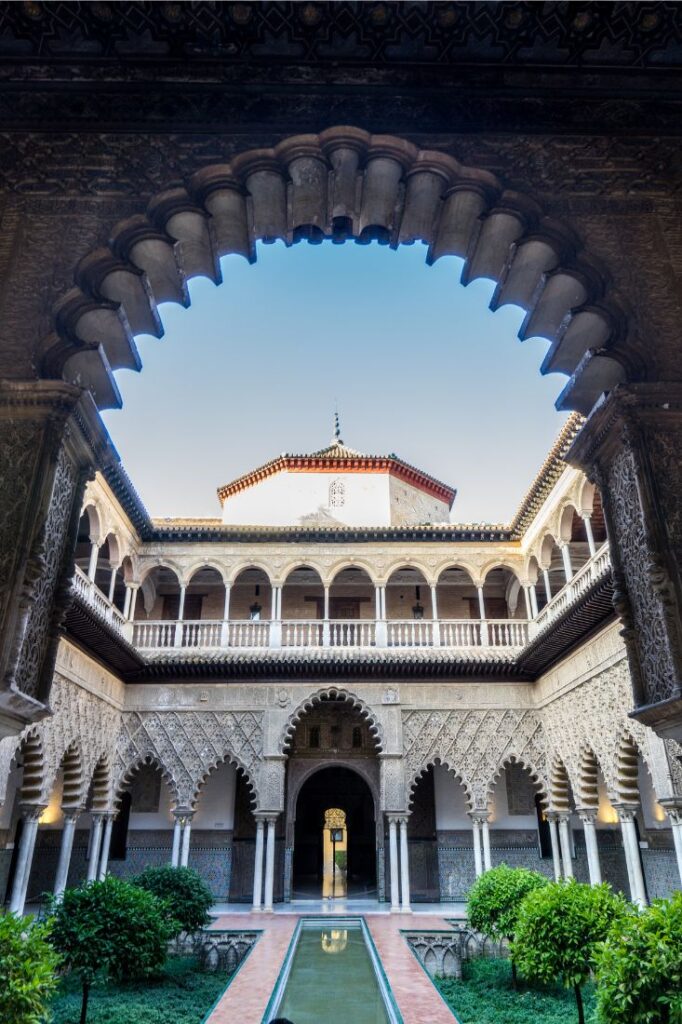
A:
[434, 958, 596, 1024]
[49, 956, 231, 1024]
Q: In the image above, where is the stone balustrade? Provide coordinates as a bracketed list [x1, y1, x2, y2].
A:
[533, 542, 611, 637]
[72, 545, 612, 656]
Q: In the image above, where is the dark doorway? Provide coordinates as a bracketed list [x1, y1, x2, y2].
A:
[292, 766, 376, 899]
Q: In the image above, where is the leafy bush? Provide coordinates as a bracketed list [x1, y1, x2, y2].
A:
[134, 866, 213, 938]
[0, 911, 61, 1024]
[595, 890, 682, 1023]
[466, 864, 549, 983]
[49, 955, 231, 1024]
[47, 876, 175, 1024]
[434, 957, 597, 1024]
[513, 879, 628, 1024]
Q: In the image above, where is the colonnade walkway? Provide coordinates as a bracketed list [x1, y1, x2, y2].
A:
[206, 909, 460, 1024]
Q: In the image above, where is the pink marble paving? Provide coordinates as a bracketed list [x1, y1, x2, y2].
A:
[206, 911, 457, 1024]
[206, 913, 298, 1024]
[366, 914, 457, 1024]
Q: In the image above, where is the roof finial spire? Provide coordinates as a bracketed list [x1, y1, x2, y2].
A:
[333, 406, 343, 445]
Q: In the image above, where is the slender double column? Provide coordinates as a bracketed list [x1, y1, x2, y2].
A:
[470, 812, 491, 874]
[9, 806, 44, 915]
[664, 806, 682, 887]
[97, 814, 114, 881]
[470, 817, 483, 877]
[86, 813, 104, 882]
[557, 813, 574, 879]
[546, 812, 562, 881]
[577, 808, 602, 885]
[386, 814, 411, 912]
[616, 806, 647, 907]
[170, 814, 183, 867]
[251, 813, 277, 912]
[375, 585, 387, 647]
[179, 813, 193, 868]
[54, 811, 80, 896]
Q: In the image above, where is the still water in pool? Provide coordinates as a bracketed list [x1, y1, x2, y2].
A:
[274, 925, 390, 1024]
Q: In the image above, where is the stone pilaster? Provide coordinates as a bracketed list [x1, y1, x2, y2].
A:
[0, 380, 105, 736]
[570, 383, 682, 741]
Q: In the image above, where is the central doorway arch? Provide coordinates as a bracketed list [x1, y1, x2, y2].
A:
[292, 766, 377, 900]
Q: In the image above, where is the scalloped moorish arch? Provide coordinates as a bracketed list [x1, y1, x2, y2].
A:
[42, 127, 642, 418]
[486, 754, 549, 813]
[189, 753, 257, 812]
[407, 757, 475, 813]
[279, 686, 384, 755]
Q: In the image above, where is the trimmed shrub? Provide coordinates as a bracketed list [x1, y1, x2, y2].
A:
[47, 876, 175, 1024]
[512, 880, 628, 1024]
[595, 890, 682, 1023]
[466, 864, 549, 983]
[0, 911, 61, 1024]
[134, 866, 213, 938]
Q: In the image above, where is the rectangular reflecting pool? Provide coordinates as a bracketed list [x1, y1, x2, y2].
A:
[264, 918, 402, 1024]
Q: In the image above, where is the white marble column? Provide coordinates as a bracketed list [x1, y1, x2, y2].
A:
[123, 584, 132, 618]
[477, 586, 486, 620]
[522, 586, 532, 619]
[97, 815, 114, 881]
[252, 817, 265, 911]
[9, 807, 43, 915]
[179, 815, 192, 868]
[471, 817, 483, 877]
[388, 817, 400, 911]
[542, 568, 552, 602]
[375, 586, 387, 647]
[559, 543, 573, 583]
[322, 585, 330, 646]
[87, 814, 104, 882]
[618, 807, 647, 907]
[558, 814, 574, 878]
[87, 540, 100, 581]
[430, 585, 441, 646]
[667, 809, 682, 887]
[546, 813, 562, 882]
[171, 815, 182, 867]
[481, 816, 492, 871]
[529, 585, 539, 618]
[263, 816, 276, 912]
[174, 585, 187, 647]
[54, 813, 79, 896]
[399, 817, 411, 911]
[582, 514, 597, 557]
[578, 809, 602, 885]
[220, 584, 231, 645]
[107, 566, 118, 602]
[128, 584, 139, 621]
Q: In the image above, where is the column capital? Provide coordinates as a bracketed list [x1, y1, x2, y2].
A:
[255, 810, 278, 824]
[19, 803, 45, 823]
[544, 810, 559, 823]
[62, 808, 84, 824]
[468, 809, 490, 824]
[386, 813, 405, 826]
[556, 811, 573, 824]
[614, 803, 639, 823]
[576, 807, 599, 824]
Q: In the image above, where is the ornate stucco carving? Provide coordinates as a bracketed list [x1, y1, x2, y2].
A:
[402, 707, 547, 811]
[114, 709, 263, 807]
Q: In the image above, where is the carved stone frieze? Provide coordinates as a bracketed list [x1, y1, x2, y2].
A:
[402, 707, 547, 811]
[0, 673, 120, 808]
[114, 709, 263, 807]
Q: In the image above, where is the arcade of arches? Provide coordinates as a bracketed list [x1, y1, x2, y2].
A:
[1, 15, 682, 916]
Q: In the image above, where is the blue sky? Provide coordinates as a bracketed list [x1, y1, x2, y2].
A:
[102, 242, 568, 523]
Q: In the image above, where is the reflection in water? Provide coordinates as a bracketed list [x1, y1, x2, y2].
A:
[322, 807, 348, 898]
[278, 926, 390, 1024]
[321, 929, 348, 955]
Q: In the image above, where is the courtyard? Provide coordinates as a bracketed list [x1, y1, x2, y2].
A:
[1, 2, 682, 1023]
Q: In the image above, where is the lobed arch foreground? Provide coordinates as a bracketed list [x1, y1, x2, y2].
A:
[42, 126, 643, 419]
